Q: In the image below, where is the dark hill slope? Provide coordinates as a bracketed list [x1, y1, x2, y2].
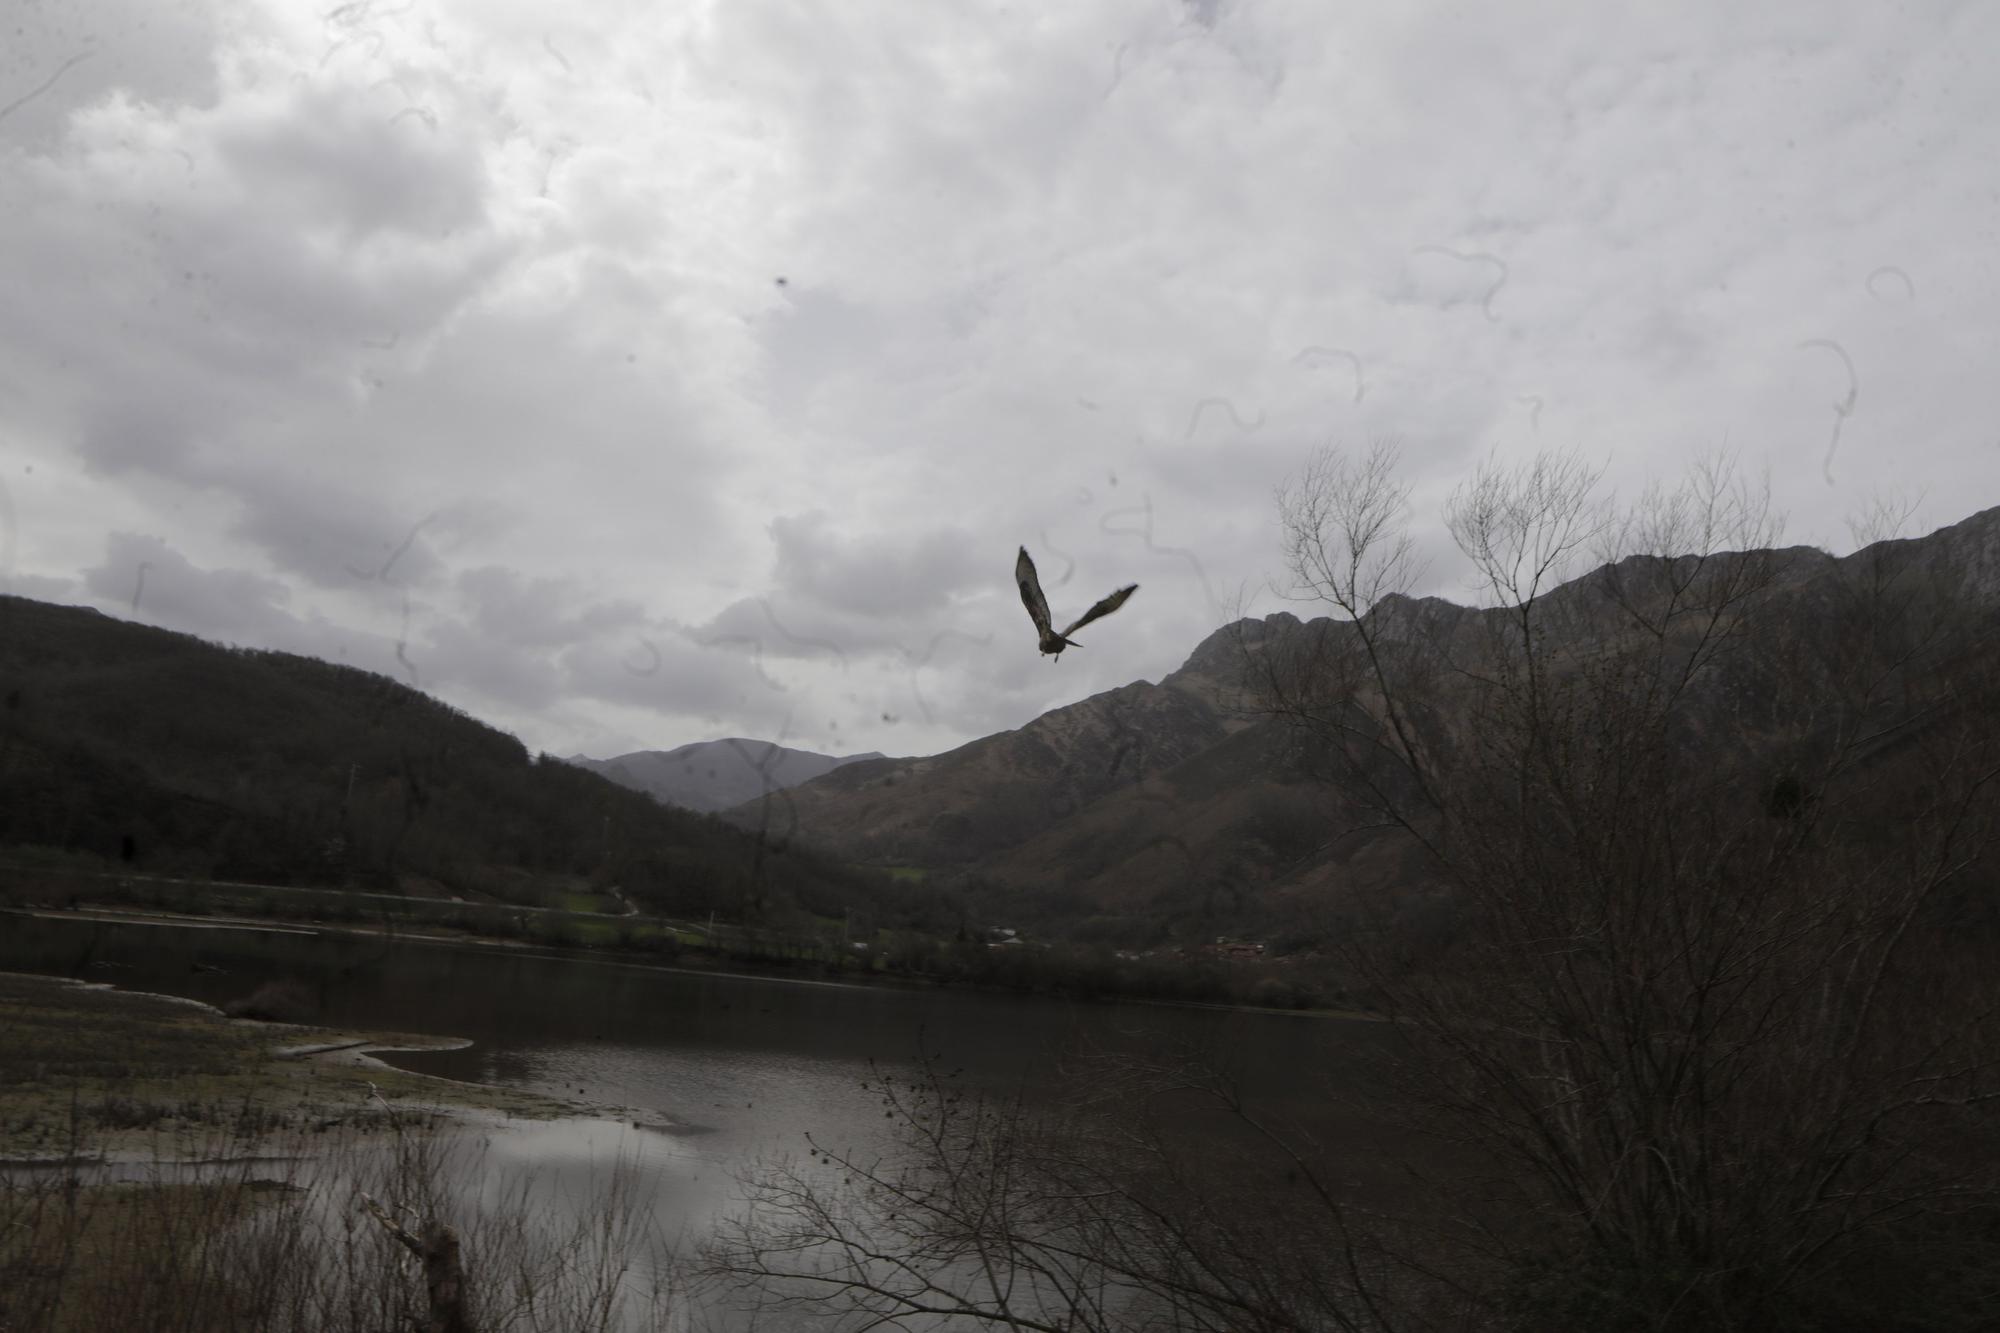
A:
[0, 596, 900, 924]
[747, 669, 1237, 868]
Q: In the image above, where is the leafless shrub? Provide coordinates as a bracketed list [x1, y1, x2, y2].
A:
[698, 1053, 1431, 1332]
[1252, 445, 2000, 1330]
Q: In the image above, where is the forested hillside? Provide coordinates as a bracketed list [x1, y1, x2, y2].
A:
[0, 596, 926, 929]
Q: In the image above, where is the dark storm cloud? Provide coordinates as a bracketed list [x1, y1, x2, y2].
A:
[9, 573, 76, 602]
[83, 530, 295, 642]
[76, 532, 423, 682]
[769, 512, 986, 619]
[759, 284, 896, 418]
[1182, 0, 1226, 28]
[694, 595, 887, 664]
[3, 38, 528, 555]
[74, 388, 209, 477]
[418, 613, 566, 712]
[560, 634, 793, 725]
[455, 566, 646, 647]
[226, 467, 447, 591]
[212, 83, 490, 241]
[682, 511, 1006, 675]
[0, 0, 224, 150]
[403, 562, 793, 734]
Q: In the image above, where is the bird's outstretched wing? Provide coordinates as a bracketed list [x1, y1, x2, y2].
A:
[1016, 547, 1055, 641]
[1060, 583, 1138, 639]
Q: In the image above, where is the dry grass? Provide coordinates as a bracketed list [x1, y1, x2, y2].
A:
[0, 1119, 678, 1332]
[0, 972, 579, 1159]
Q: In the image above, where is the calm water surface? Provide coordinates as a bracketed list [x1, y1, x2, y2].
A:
[2, 915, 1393, 1321]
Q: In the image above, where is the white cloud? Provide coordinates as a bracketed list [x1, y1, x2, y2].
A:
[4, 0, 1998, 761]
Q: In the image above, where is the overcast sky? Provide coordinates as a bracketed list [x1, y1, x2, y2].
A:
[3, 0, 1996, 762]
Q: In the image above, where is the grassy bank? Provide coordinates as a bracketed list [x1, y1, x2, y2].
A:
[0, 972, 577, 1160]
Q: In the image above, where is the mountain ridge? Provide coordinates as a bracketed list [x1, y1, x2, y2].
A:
[567, 739, 885, 813]
[730, 504, 2000, 944]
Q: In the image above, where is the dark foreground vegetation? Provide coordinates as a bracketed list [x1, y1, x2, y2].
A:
[0, 972, 671, 1332]
[1, 1115, 672, 1332]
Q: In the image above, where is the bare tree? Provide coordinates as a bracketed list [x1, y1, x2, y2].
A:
[696, 1054, 1446, 1333]
[1254, 445, 2000, 1331]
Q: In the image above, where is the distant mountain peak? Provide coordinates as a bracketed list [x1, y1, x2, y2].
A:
[570, 739, 885, 813]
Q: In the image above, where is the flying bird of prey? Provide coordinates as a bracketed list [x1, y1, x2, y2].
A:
[1016, 546, 1137, 660]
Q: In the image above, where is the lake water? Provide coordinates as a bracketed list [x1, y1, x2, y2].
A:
[1, 913, 1400, 1325]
